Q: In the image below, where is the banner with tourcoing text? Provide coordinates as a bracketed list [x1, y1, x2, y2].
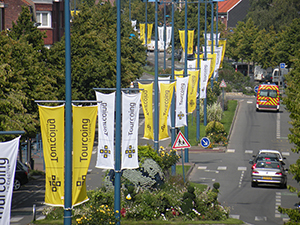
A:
[187, 70, 199, 113]
[187, 59, 196, 70]
[147, 23, 153, 44]
[175, 70, 184, 79]
[204, 45, 223, 79]
[131, 20, 137, 31]
[159, 82, 175, 140]
[0, 136, 20, 225]
[175, 77, 189, 128]
[200, 59, 211, 99]
[39, 105, 65, 206]
[72, 105, 97, 207]
[95, 92, 115, 169]
[121, 92, 141, 169]
[179, 29, 194, 54]
[140, 23, 145, 45]
[199, 53, 216, 83]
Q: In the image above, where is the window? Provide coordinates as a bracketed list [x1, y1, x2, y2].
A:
[36, 11, 51, 28]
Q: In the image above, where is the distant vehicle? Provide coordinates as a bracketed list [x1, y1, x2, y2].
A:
[14, 160, 29, 191]
[254, 65, 268, 82]
[272, 67, 289, 86]
[256, 83, 280, 112]
[251, 161, 288, 188]
[147, 39, 165, 52]
[258, 149, 286, 162]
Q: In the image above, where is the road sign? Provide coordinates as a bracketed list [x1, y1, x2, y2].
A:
[200, 137, 210, 148]
[254, 85, 259, 93]
[219, 79, 227, 88]
[172, 131, 191, 149]
[280, 63, 286, 69]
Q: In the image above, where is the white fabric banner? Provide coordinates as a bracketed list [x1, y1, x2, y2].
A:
[166, 26, 172, 49]
[187, 59, 196, 70]
[158, 26, 164, 50]
[205, 33, 220, 41]
[131, 20, 137, 31]
[175, 77, 189, 127]
[121, 92, 141, 170]
[158, 77, 172, 127]
[202, 46, 222, 78]
[200, 60, 211, 99]
[95, 92, 115, 169]
[0, 136, 20, 225]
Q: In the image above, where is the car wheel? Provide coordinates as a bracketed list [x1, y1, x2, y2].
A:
[14, 179, 21, 191]
[251, 181, 257, 187]
[280, 182, 287, 189]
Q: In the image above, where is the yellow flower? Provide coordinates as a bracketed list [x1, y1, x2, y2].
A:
[116, 210, 119, 213]
[126, 194, 132, 200]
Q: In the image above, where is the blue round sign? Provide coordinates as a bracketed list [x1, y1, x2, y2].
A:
[200, 137, 210, 148]
[254, 85, 259, 93]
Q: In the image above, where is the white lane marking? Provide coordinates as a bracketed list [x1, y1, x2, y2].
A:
[227, 149, 235, 153]
[217, 166, 227, 170]
[229, 215, 240, 219]
[238, 167, 247, 171]
[275, 192, 282, 218]
[205, 169, 219, 173]
[198, 166, 207, 170]
[247, 101, 253, 104]
[245, 150, 253, 154]
[282, 152, 290, 156]
[238, 171, 245, 188]
[255, 216, 267, 221]
[10, 217, 23, 222]
[277, 113, 280, 139]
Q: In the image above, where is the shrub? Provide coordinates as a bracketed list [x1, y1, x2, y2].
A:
[205, 121, 228, 144]
[207, 102, 223, 122]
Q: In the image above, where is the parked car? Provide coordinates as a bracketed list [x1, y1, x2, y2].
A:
[14, 160, 29, 191]
[251, 161, 288, 188]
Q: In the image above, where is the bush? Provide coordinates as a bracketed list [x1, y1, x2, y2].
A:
[205, 121, 228, 145]
[207, 102, 223, 122]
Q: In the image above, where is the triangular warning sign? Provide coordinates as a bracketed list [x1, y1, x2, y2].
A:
[172, 131, 191, 149]
[219, 79, 227, 88]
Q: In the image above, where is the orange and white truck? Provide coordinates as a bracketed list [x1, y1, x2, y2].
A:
[256, 83, 280, 112]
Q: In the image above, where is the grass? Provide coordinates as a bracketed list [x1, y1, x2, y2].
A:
[183, 100, 238, 146]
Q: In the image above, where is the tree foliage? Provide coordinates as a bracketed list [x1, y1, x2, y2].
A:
[246, 0, 300, 32]
[49, 2, 146, 100]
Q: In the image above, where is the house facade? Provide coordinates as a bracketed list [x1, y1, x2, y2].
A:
[218, 0, 250, 30]
[0, 0, 64, 47]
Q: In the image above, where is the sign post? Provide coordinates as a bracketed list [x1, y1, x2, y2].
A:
[172, 131, 191, 183]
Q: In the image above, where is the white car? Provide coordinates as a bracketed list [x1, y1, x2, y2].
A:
[258, 149, 286, 162]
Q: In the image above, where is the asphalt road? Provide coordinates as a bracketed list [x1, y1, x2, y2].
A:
[189, 94, 298, 225]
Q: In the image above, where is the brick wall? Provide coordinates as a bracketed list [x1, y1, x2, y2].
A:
[4, 0, 30, 29]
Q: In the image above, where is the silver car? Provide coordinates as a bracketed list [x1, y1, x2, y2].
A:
[251, 161, 288, 188]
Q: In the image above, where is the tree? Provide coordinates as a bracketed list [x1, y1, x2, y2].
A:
[48, 2, 146, 100]
[246, 0, 300, 32]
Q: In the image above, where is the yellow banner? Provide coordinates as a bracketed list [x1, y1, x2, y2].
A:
[179, 30, 185, 52]
[188, 30, 194, 55]
[207, 39, 226, 68]
[187, 70, 199, 113]
[39, 105, 65, 207]
[147, 23, 153, 44]
[179, 30, 194, 54]
[175, 70, 184, 78]
[200, 53, 216, 84]
[72, 105, 97, 207]
[159, 82, 175, 140]
[140, 23, 145, 45]
[139, 82, 154, 140]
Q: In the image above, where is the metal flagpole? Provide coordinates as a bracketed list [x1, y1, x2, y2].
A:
[154, 0, 159, 152]
[184, 0, 189, 162]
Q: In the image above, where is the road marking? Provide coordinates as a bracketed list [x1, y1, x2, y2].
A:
[217, 166, 227, 170]
[229, 215, 240, 219]
[197, 166, 207, 170]
[245, 150, 253, 154]
[277, 113, 281, 139]
[10, 216, 23, 222]
[254, 216, 267, 221]
[282, 152, 290, 156]
[238, 167, 247, 171]
[247, 101, 253, 104]
[227, 149, 235, 153]
[205, 169, 219, 173]
[238, 171, 245, 188]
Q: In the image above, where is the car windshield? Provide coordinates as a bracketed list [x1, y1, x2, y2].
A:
[257, 155, 279, 162]
[260, 89, 277, 98]
[256, 161, 280, 169]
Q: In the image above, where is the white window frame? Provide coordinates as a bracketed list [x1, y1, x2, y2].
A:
[36, 11, 52, 28]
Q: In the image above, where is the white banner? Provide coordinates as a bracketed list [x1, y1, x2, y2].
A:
[166, 26, 172, 49]
[95, 92, 115, 169]
[0, 136, 20, 225]
[121, 92, 141, 170]
[158, 26, 164, 50]
[204, 46, 223, 78]
[175, 77, 189, 127]
[200, 60, 211, 99]
[131, 20, 137, 31]
[205, 33, 220, 41]
[187, 59, 196, 70]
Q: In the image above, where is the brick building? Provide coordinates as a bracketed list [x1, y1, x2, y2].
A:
[0, 0, 65, 47]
